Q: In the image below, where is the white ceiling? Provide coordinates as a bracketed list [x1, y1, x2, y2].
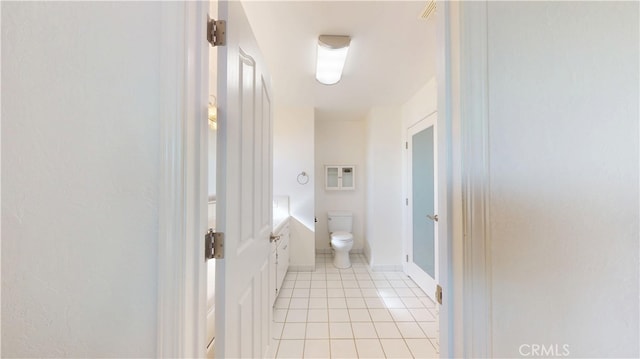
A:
[241, 1, 437, 121]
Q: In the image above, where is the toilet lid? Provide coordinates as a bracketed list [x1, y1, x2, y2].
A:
[331, 231, 353, 241]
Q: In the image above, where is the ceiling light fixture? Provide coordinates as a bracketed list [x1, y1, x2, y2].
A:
[315, 35, 351, 85]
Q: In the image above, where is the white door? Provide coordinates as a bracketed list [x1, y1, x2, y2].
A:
[406, 112, 438, 300]
[215, 1, 273, 358]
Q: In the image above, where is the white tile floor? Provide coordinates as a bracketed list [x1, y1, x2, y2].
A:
[267, 253, 439, 359]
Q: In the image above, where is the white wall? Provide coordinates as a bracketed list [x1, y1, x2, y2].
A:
[486, 2, 639, 357]
[273, 107, 315, 270]
[402, 78, 438, 130]
[315, 118, 366, 253]
[364, 107, 404, 269]
[2, 2, 161, 357]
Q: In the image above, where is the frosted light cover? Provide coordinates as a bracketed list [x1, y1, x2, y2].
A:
[315, 36, 350, 85]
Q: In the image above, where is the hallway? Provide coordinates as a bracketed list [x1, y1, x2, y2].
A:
[268, 254, 439, 358]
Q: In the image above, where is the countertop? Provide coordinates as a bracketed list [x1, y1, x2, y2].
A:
[273, 213, 290, 234]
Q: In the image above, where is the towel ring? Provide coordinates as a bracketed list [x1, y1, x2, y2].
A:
[297, 171, 309, 185]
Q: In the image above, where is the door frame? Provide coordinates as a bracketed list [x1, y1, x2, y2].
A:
[405, 111, 439, 300]
[157, 1, 209, 358]
[436, 1, 492, 357]
[155, 0, 492, 358]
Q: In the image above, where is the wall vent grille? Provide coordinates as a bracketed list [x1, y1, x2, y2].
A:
[419, 1, 437, 20]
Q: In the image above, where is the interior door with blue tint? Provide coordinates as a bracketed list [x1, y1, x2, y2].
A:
[406, 112, 438, 301]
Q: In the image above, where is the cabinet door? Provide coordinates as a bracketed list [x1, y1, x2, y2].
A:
[326, 166, 340, 190]
[325, 165, 356, 190]
[276, 225, 290, 293]
[340, 166, 355, 190]
[269, 245, 277, 307]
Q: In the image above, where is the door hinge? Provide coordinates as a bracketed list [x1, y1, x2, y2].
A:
[406, 255, 409, 262]
[405, 141, 408, 149]
[405, 198, 409, 206]
[207, 18, 226, 47]
[435, 284, 443, 305]
[205, 229, 224, 260]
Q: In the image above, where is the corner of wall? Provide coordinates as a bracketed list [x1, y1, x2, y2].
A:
[363, 238, 372, 266]
[363, 106, 404, 268]
[273, 106, 316, 269]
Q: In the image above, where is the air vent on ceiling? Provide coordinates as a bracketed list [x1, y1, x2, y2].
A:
[419, 0, 436, 20]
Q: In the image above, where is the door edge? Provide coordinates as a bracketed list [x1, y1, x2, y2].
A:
[157, 1, 209, 358]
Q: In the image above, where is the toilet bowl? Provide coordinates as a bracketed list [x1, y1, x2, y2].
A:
[331, 232, 354, 269]
[327, 211, 354, 269]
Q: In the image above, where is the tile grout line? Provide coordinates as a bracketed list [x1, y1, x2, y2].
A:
[275, 254, 437, 358]
[323, 256, 333, 359]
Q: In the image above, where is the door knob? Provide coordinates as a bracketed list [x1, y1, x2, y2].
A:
[270, 233, 281, 242]
[427, 214, 438, 222]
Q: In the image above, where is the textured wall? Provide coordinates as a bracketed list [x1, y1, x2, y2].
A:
[2, 2, 161, 357]
[487, 2, 639, 357]
[364, 106, 404, 269]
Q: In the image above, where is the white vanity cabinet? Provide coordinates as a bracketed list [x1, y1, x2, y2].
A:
[270, 219, 290, 307]
[276, 223, 290, 294]
[269, 243, 277, 307]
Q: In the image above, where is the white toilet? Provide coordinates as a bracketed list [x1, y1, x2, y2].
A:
[328, 211, 354, 269]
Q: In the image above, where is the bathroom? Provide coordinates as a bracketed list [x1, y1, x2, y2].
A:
[272, 81, 437, 276]
[273, 110, 367, 271]
[206, 1, 440, 356]
[268, 85, 440, 358]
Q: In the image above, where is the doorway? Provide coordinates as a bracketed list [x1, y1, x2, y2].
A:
[155, 0, 485, 357]
[406, 112, 438, 301]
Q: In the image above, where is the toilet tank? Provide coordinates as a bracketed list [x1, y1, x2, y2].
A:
[328, 211, 353, 233]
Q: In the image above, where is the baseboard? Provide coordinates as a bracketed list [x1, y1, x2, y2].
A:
[315, 248, 364, 254]
[369, 264, 403, 272]
[315, 248, 398, 272]
[288, 265, 315, 272]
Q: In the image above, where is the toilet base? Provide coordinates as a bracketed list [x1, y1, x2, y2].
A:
[333, 249, 351, 269]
